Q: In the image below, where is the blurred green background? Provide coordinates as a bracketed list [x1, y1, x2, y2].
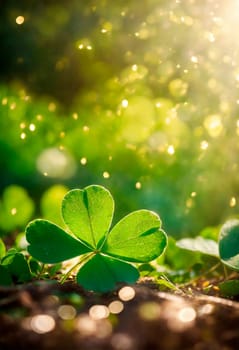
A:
[1, 0, 239, 238]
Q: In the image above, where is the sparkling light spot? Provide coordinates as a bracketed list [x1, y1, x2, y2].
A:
[191, 55, 198, 63]
[20, 132, 26, 140]
[10, 102, 16, 110]
[80, 157, 87, 165]
[89, 305, 109, 320]
[135, 182, 142, 189]
[118, 286, 135, 301]
[36, 114, 43, 121]
[29, 123, 36, 132]
[103, 171, 110, 179]
[121, 99, 128, 108]
[132, 64, 138, 71]
[72, 113, 78, 120]
[200, 140, 209, 150]
[48, 102, 56, 112]
[230, 196, 237, 207]
[191, 191, 197, 197]
[2, 98, 8, 105]
[204, 115, 223, 138]
[16, 16, 25, 25]
[20, 123, 26, 129]
[108, 301, 124, 314]
[178, 307, 196, 323]
[11, 208, 17, 215]
[83, 125, 90, 132]
[58, 305, 77, 320]
[30, 314, 55, 334]
[167, 145, 175, 155]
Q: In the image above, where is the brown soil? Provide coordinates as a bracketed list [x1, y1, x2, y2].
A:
[1, 280, 239, 350]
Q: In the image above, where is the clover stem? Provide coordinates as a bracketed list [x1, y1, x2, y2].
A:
[60, 252, 95, 284]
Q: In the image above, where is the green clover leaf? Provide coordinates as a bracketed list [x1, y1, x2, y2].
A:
[26, 185, 167, 292]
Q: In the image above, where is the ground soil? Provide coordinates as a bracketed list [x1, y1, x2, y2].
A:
[1, 280, 239, 350]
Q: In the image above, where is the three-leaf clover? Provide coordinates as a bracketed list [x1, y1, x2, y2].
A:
[26, 185, 167, 292]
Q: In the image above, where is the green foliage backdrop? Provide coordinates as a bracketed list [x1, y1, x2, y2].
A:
[1, 0, 239, 237]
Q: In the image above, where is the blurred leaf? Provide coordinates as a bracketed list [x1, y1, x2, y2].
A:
[176, 236, 219, 257]
[41, 185, 68, 227]
[0, 185, 34, 233]
[164, 236, 200, 270]
[219, 219, 239, 270]
[2, 252, 32, 283]
[219, 280, 239, 297]
[0, 238, 6, 259]
[0, 265, 12, 286]
[199, 226, 219, 241]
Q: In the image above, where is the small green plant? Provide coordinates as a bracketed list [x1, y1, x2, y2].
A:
[26, 185, 167, 292]
[175, 220, 239, 296]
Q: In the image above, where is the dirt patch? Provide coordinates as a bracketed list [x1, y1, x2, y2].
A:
[1, 281, 239, 350]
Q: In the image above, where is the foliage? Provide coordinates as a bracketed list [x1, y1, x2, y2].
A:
[0, 185, 34, 234]
[26, 185, 167, 292]
[0, 247, 32, 286]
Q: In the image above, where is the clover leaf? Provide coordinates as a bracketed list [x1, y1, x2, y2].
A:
[26, 185, 167, 292]
[219, 219, 239, 270]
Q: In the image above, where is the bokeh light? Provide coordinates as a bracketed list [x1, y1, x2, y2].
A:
[2, 0, 239, 237]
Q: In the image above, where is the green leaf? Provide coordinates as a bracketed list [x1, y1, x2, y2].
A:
[176, 236, 219, 257]
[165, 237, 200, 270]
[77, 253, 139, 292]
[0, 265, 12, 286]
[26, 219, 90, 263]
[219, 219, 239, 270]
[219, 280, 239, 297]
[2, 252, 31, 283]
[0, 238, 6, 259]
[62, 185, 114, 249]
[102, 210, 167, 262]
